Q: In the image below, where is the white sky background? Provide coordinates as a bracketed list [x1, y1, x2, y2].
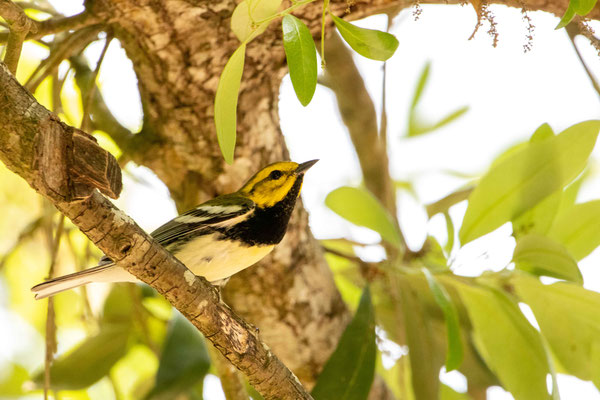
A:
[2, 1, 600, 399]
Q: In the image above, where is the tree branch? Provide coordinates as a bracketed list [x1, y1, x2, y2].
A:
[0, 61, 312, 400]
[0, 0, 38, 73]
[323, 31, 405, 248]
[0, 9, 100, 43]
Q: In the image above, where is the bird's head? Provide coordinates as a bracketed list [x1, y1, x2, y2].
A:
[239, 160, 318, 208]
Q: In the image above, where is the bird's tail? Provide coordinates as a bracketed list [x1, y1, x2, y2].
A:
[31, 264, 136, 299]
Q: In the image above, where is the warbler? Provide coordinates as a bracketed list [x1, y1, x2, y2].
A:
[32, 160, 318, 299]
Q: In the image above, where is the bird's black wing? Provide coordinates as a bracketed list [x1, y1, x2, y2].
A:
[150, 194, 255, 247]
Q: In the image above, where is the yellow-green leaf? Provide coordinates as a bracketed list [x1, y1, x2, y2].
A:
[459, 120, 600, 244]
[331, 14, 398, 61]
[312, 287, 376, 400]
[514, 274, 600, 383]
[146, 313, 210, 399]
[282, 15, 317, 106]
[513, 234, 582, 283]
[423, 269, 463, 371]
[34, 324, 131, 390]
[214, 45, 246, 164]
[231, 0, 282, 42]
[326, 186, 401, 249]
[453, 282, 551, 400]
[548, 200, 600, 260]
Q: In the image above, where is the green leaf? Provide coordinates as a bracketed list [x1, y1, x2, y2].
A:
[146, 313, 211, 399]
[330, 14, 398, 61]
[512, 234, 582, 283]
[512, 190, 562, 238]
[312, 287, 376, 400]
[0, 364, 28, 396]
[423, 269, 463, 371]
[214, 45, 246, 164]
[397, 277, 440, 399]
[325, 186, 401, 249]
[514, 274, 600, 383]
[459, 120, 600, 244]
[556, 2, 576, 29]
[231, 0, 282, 42]
[548, 200, 600, 260]
[440, 384, 472, 400]
[453, 282, 551, 400]
[34, 324, 131, 390]
[530, 123, 555, 143]
[573, 0, 598, 15]
[410, 62, 430, 111]
[282, 15, 317, 106]
[408, 106, 469, 138]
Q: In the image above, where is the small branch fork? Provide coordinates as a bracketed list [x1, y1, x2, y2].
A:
[0, 61, 312, 400]
[0, 0, 39, 73]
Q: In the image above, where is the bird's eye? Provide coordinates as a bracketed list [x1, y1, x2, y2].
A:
[269, 170, 283, 180]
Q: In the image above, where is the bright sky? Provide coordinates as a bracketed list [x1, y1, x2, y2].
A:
[2, 1, 600, 399]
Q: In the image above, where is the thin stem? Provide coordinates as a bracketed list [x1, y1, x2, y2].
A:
[81, 33, 112, 131]
[566, 22, 600, 101]
[44, 212, 65, 400]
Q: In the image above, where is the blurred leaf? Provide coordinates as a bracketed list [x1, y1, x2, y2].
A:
[514, 274, 600, 384]
[326, 186, 402, 249]
[112, 345, 159, 400]
[376, 354, 404, 400]
[444, 212, 455, 256]
[312, 287, 376, 400]
[410, 62, 430, 111]
[459, 120, 600, 244]
[423, 269, 463, 371]
[331, 14, 398, 61]
[282, 15, 317, 106]
[102, 284, 135, 325]
[548, 200, 600, 260]
[214, 44, 246, 164]
[0, 364, 28, 396]
[34, 324, 131, 390]
[512, 189, 562, 238]
[398, 276, 440, 400]
[146, 312, 210, 400]
[530, 123, 555, 143]
[453, 282, 551, 400]
[440, 384, 471, 400]
[409, 107, 469, 138]
[231, 0, 282, 42]
[512, 234, 582, 283]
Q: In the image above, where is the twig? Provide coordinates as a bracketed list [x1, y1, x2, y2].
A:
[0, 9, 101, 43]
[43, 212, 65, 400]
[81, 33, 112, 132]
[323, 31, 406, 253]
[0, 0, 39, 74]
[25, 25, 102, 93]
[15, 1, 60, 16]
[425, 187, 474, 218]
[70, 55, 135, 151]
[566, 22, 600, 101]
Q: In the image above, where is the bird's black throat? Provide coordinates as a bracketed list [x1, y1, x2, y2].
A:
[216, 176, 304, 246]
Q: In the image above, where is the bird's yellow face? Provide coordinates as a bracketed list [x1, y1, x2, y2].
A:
[238, 161, 317, 208]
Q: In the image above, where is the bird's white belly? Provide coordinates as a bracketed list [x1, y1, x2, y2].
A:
[173, 234, 275, 282]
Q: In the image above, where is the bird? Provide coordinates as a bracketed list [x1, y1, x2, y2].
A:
[32, 160, 318, 299]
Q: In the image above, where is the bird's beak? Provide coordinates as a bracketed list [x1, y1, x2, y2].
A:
[295, 159, 319, 174]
